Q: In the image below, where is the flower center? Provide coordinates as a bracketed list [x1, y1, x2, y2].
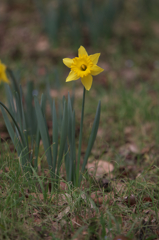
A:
[81, 64, 87, 71]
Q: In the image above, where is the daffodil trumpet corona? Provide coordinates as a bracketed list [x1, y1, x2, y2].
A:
[63, 46, 104, 91]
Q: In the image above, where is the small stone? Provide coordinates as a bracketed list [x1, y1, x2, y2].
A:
[124, 194, 136, 206]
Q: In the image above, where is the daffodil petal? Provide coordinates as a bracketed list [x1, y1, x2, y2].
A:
[89, 53, 100, 65]
[63, 58, 73, 68]
[81, 74, 93, 91]
[66, 71, 79, 82]
[1, 73, 9, 83]
[91, 65, 104, 76]
[0, 62, 9, 84]
[78, 46, 88, 57]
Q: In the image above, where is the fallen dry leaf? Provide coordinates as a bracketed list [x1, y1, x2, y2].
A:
[71, 216, 82, 228]
[4, 167, 9, 173]
[90, 191, 114, 205]
[51, 221, 60, 231]
[143, 209, 159, 225]
[113, 235, 131, 240]
[56, 206, 70, 221]
[118, 165, 137, 178]
[86, 160, 114, 179]
[50, 89, 59, 98]
[57, 193, 72, 206]
[143, 196, 152, 203]
[60, 182, 67, 191]
[29, 192, 55, 202]
[124, 126, 135, 136]
[35, 36, 50, 52]
[30, 193, 45, 201]
[90, 191, 102, 200]
[34, 226, 50, 237]
[141, 144, 154, 155]
[0, 132, 9, 141]
[119, 143, 139, 157]
[33, 214, 41, 224]
[81, 193, 96, 209]
[112, 181, 127, 195]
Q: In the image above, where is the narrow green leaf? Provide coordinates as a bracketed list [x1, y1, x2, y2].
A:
[71, 82, 75, 108]
[19, 146, 30, 170]
[34, 128, 40, 169]
[0, 102, 29, 169]
[34, 96, 44, 169]
[46, 82, 53, 112]
[81, 101, 101, 175]
[5, 84, 15, 116]
[52, 100, 58, 174]
[0, 102, 25, 147]
[67, 93, 73, 182]
[71, 110, 76, 184]
[15, 92, 23, 133]
[34, 96, 53, 171]
[6, 68, 20, 96]
[26, 81, 37, 136]
[58, 100, 62, 130]
[19, 86, 30, 164]
[64, 142, 70, 181]
[67, 93, 72, 143]
[76, 87, 85, 186]
[31, 166, 45, 195]
[20, 86, 29, 150]
[56, 100, 68, 177]
[0, 106, 22, 156]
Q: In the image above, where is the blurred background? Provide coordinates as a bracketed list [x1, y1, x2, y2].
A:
[1, 0, 159, 69]
[1, 2, 159, 239]
[1, 0, 159, 150]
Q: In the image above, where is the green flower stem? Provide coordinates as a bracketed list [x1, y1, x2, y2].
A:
[76, 87, 85, 186]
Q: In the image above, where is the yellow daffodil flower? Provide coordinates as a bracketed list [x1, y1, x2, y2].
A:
[63, 46, 104, 91]
[0, 61, 9, 84]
